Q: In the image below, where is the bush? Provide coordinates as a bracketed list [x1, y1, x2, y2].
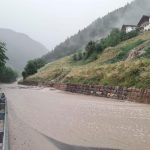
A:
[22, 58, 46, 79]
[95, 43, 103, 53]
[99, 29, 139, 51]
[72, 54, 78, 61]
[0, 66, 18, 83]
[107, 28, 121, 47]
[126, 30, 139, 39]
[85, 41, 96, 57]
[77, 52, 83, 60]
[22, 71, 27, 80]
[120, 30, 139, 41]
[87, 52, 98, 62]
[72, 52, 83, 61]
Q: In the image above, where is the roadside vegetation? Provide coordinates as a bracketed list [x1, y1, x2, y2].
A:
[0, 66, 18, 83]
[25, 31, 150, 89]
[22, 58, 46, 80]
[0, 42, 18, 83]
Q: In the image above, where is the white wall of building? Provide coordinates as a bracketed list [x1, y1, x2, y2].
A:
[144, 24, 150, 31]
[126, 27, 136, 33]
[144, 18, 150, 31]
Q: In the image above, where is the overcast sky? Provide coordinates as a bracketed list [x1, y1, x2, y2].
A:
[0, 0, 133, 50]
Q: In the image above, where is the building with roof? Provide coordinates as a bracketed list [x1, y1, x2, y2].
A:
[137, 15, 150, 31]
[121, 25, 137, 33]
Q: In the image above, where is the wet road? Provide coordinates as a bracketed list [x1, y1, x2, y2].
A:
[1, 83, 150, 150]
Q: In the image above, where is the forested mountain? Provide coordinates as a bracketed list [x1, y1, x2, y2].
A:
[0, 28, 48, 71]
[43, 0, 150, 62]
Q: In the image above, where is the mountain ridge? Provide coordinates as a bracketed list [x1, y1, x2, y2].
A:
[0, 28, 48, 71]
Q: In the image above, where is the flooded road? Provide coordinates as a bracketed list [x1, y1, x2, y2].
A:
[1, 83, 150, 150]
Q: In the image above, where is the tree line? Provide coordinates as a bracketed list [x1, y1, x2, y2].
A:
[0, 42, 18, 83]
[72, 29, 139, 62]
[0, 40, 46, 82]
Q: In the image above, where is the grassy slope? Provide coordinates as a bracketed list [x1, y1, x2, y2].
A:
[27, 32, 150, 88]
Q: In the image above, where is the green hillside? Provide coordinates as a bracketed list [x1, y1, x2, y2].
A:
[43, 0, 150, 63]
[26, 32, 150, 88]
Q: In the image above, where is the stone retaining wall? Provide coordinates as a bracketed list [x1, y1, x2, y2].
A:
[52, 83, 150, 104]
[19, 81, 150, 104]
[128, 88, 150, 103]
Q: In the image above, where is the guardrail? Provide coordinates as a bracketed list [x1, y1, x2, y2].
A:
[0, 93, 9, 150]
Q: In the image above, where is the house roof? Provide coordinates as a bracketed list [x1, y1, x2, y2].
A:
[137, 15, 150, 26]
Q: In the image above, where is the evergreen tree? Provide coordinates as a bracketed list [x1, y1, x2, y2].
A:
[0, 42, 8, 70]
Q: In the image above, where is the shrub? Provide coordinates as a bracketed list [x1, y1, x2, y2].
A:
[22, 58, 46, 79]
[120, 30, 139, 41]
[85, 41, 96, 57]
[72, 52, 83, 61]
[77, 52, 83, 60]
[0, 66, 18, 83]
[107, 28, 121, 47]
[72, 54, 78, 61]
[95, 43, 103, 53]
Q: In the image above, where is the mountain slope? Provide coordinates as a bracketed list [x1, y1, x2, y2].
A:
[0, 28, 48, 71]
[26, 32, 150, 88]
[43, 0, 150, 63]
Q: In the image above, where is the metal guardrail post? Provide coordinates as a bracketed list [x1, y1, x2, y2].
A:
[2, 100, 9, 150]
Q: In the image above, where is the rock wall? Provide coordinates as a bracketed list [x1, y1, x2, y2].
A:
[128, 88, 150, 103]
[52, 83, 150, 104]
[19, 81, 150, 104]
[18, 81, 38, 86]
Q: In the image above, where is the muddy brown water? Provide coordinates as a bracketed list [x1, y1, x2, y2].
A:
[1, 83, 150, 150]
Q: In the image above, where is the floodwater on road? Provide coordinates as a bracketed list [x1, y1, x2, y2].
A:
[1, 83, 150, 150]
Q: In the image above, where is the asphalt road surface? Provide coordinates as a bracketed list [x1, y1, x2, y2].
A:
[1, 83, 150, 150]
